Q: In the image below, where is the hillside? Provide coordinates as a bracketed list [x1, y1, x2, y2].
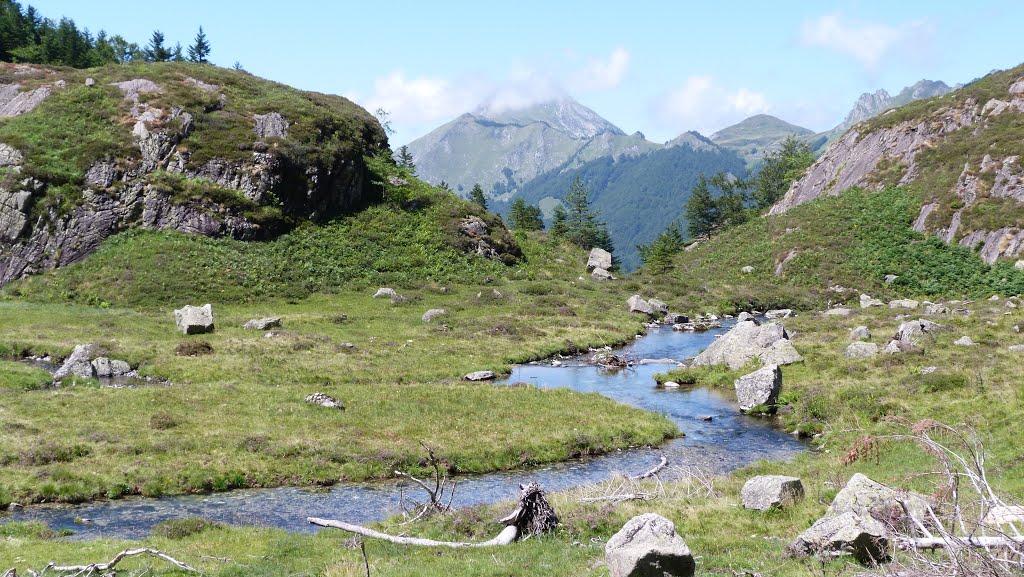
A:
[507, 135, 746, 270]
[405, 97, 660, 199]
[771, 63, 1024, 264]
[708, 114, 814, 167]
[0, 61, 390, 286]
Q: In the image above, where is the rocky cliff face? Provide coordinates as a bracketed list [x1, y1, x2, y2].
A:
[770, 66, 1024, 264]
[0, 63, 386, 286]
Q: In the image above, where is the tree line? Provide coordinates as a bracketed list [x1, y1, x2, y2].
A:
[0, 0, 211, 68]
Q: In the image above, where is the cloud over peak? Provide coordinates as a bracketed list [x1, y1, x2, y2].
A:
[800, 12, 935, 70]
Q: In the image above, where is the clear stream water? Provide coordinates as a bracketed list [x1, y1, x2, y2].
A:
[2, 324, 804, 540]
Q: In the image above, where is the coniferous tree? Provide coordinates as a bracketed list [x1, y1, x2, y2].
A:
[561, 176, 611, 251]
[469, 183, 488, 210]
[187, 26, 210, 63]
[550, 204, 568, 239]
[396, 145, 416, 174]
[437, 180, 451, 192]
[144, 30, 171, 62]
[753, 136, 815, 210]
[508, 198, 544, 231]
[685, 175, 720, 238]
[638, 222, 685, 272]
[171, 41, 184, 62]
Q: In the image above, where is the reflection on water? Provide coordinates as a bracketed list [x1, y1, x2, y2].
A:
[2, 325, 803, 540]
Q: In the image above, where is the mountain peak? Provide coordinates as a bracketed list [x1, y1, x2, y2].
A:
[843, 80, 952, 128]
[709, 115, 814, 166]
[472, 97, 624, 140]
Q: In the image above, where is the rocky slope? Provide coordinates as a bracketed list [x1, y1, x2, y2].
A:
[405, 97, 659, 199]
[770, 64, 1024, 264]
[0, 62, 387, 286]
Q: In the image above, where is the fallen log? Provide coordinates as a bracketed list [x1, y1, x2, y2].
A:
[3, 568, 15, 577]
[578, 493, 655, 503]
[901, 536, 1024, 550]
[308, 517, 518, 547]
[44, 548, 197, 575]
[629, 455, 668, 480]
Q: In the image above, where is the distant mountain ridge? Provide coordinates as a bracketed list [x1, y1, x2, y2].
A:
[709, 114, 815, 167]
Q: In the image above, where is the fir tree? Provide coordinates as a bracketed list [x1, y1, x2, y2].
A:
[144, 30, 171, 62]
[469, 183, 488, 210]
[187, 26, 211, 63]
[684, 175, 720, 238]
[437, 180, 452, 192]
[561, 176, 611, 250]
[638, 222, 685, 272]
[549, 204, 568, 239]
[171, 41, 184, 62]
[396, 145, 416, 174]
[508, 198, 544, 231]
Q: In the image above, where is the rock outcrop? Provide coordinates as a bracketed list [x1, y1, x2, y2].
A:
[789, 511, 889, 563]
[844, 342, 879, 358]
[692, 321, 801, 370]
[742, 475, 804, 511]
[605, 513, 695, 577]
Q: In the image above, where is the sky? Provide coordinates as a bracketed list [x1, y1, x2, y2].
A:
[29, 0, 1024, 146]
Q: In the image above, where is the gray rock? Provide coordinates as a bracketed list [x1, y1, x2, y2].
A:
[84, 77, 96, 87]
[0, 143, 24, 167]
[0, 189, 31, 241]
[823, 308, 853, 316]
[884, 274, 899, 284]
[789, 511, 889, 563]
[586, 247, 612, 272]
[0, 84, 51, 117]
[1010, 345, 1024, 352]
[1016, 260, 1024, 271]
[828, 473, 932, 526]
[373, 287, 397, 299]
[605, 513, 694, 577]
[174, 304, 215, 335]
[253, 112, 288, 138]
[627, 295, 654, 316]
[733, 364, 782, 412]
[91, 357, 112, 377]
[924, 303, 950, 315]
[844, 342, 879, 358]
[742, 475, 804, 511]
[741, 265, 754, 273]
[464, 370, 495, 381]
[54, 344, 97, 380]
[591, 267, 613, 280]
[664, 312, 688, 324]
[894, 319, 940, 343]
[647, 298, 669, 315]
[737, 312, 758, 323]
[422, 308, 448, 322]
[109, 359, 131, 376]
[110, 78, 160, 102]
[244, 317, 281, 330]
[884, 339, 914, 354]
[889, 299, 919, 309]
[693, 321, 801, 370]
[305, 392, 344, 410]
[850, 326, 871, 341]
[954, 336, 976, 346]
[765, 309, 793, 319]
[984, 505, 1024, 527]
[859, 294, 884, 308]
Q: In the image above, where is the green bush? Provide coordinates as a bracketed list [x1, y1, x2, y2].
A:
[152, 516, 224, 539]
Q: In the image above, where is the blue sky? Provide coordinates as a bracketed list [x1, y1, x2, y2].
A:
[30, 0, 1024, 146]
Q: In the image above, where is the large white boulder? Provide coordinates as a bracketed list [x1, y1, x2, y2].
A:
[174, 304, 214, 335]
[605, 513, 694, 577]
[733, 364, 782, 411]
[742, 475, 804, 511]
[692, 321, 801, 370]
[586, 247, 612, 272]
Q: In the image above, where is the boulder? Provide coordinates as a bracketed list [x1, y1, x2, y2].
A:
[109, 359, 132, 376]
[174, 304, 214, 335]
[647, 298, 669, 315]
[884, 339, 914, 354]
[741, 475, 805, 511]
[788, 511, 889, 563]
[884, 274, 899, 284]
[823, 308, 853, 316]
[765, 309, 793, 319]
[422, 309, 448, 322]
[859, 294, 884, 308]
[54, 344, 97, 380]
[737, 312, 758, 323]
[305, 392, 344, 410]
[889, 299, 920, 310]
[693, 321, 801, 370]
[605, 513, 694, 577]
[253, 112, 288, 138]
[954, 336, 976, 346]
[1016, 261, 1024, 272]
[591, 267, 613, 280]
[91, 357, 112, 377]
[373, 287, 397, 299]
[924, 303, 950, 315]
[849, 326, 871, 341]
[464, 370, 495, 381]
[244, 317, 281, 330]
[844, 342, 878, 358]
[894, 319, 940, 343]
[827, 473, 932, 526]
[733, 364, 782, 412]
[664, 312, 689, 324]
[1009, 344, 1024, 352]
[741, 265, 754, 273]
[627, 295, 654, 316]
[586, 247, 612, 272]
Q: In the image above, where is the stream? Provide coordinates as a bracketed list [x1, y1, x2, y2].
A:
[2, 324, 804, 540]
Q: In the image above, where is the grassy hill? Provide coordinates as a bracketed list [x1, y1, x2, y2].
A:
[708, 114, 814, 168]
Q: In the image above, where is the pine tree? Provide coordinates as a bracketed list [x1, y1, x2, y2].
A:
[144, 30, 171, 62]
[561, 176, 610, 250]
[437, 180, 451, 192]
[396, 145, 416, 174]
[469, 183, 488, 210]
[508, 198, 544, 231]
[187, 26, 211, 63]
[684, 176, 720, 238]
[638, 222, 685, 272]
[550, 205, 568, 239]
[171, 41, 184, 62]
[752, 136, 815, 210]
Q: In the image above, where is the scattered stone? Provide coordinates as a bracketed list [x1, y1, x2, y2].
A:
[174, 304, 214, 335]
[244, 317, 281, 330]
[373, 287, 397, 299]
[849, 326, 871, 341]
[889, 299, 919, 309]
[921, 366, 938, 374]
[647, 298, 669, 315]
[788, 511, 889, 563]
[828, 473, 931, 525]
[894, 319, 941, 343]
[742, 475, 805, 511]
[884, 339, 914, 354]
[859, 294, 884, 308]
[464, 370, 495, 381]
[737, 312, 758, 323]
[54, 344, 97, 380]
[1015, 325, 1021, 333]
[699, 415, 713, 421]
[605, 513, 695, 577]
[586, 247, 612, 272]
[305, 392, 344, 410]
[924, 303, 950, 315]
[639, 358, 678, 365]
[662, 381, 680, 388]
[664, 312, 688, 324]
[422, 309, 448, 322]
[733, 364, 782, 412]
[844, 342, 879, 358]
[1016, 261, 1024, 271]
[765, 309, 793, 319]
[990, 295, 1002, 301]
[823, 308, 853, 316]
[693, 321, 801, 369]
[591, 267, 613, 280]
[1009, 344, 1024, 352]
[84, 77, 95, 87]
[387, 175, 408, 187]
[1007, 300, 1018, 309]
[627, 295, 654, 316]
[884, 274, 899, 285]
[741, 265, 754, 274]
[954, 336, 977, 347]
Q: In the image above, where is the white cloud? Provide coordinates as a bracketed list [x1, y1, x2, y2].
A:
[655, 76, 772, 137]
[361, 71, 481, 127]
[573, 47, 630, 91]
[799, 12, 935, 70]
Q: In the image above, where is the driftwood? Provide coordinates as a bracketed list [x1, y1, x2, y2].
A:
[41, 548, 197, 575]
[395, 443, 456, 524]
[3, 569, 16, 577]
[629, 455, 668, 481]
[310, 481, 557, 548]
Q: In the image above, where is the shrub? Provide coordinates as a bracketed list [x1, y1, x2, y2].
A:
[150, 413, 180, 430]
[152, 517, 224, 539]
[175, 340, 214, 356]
